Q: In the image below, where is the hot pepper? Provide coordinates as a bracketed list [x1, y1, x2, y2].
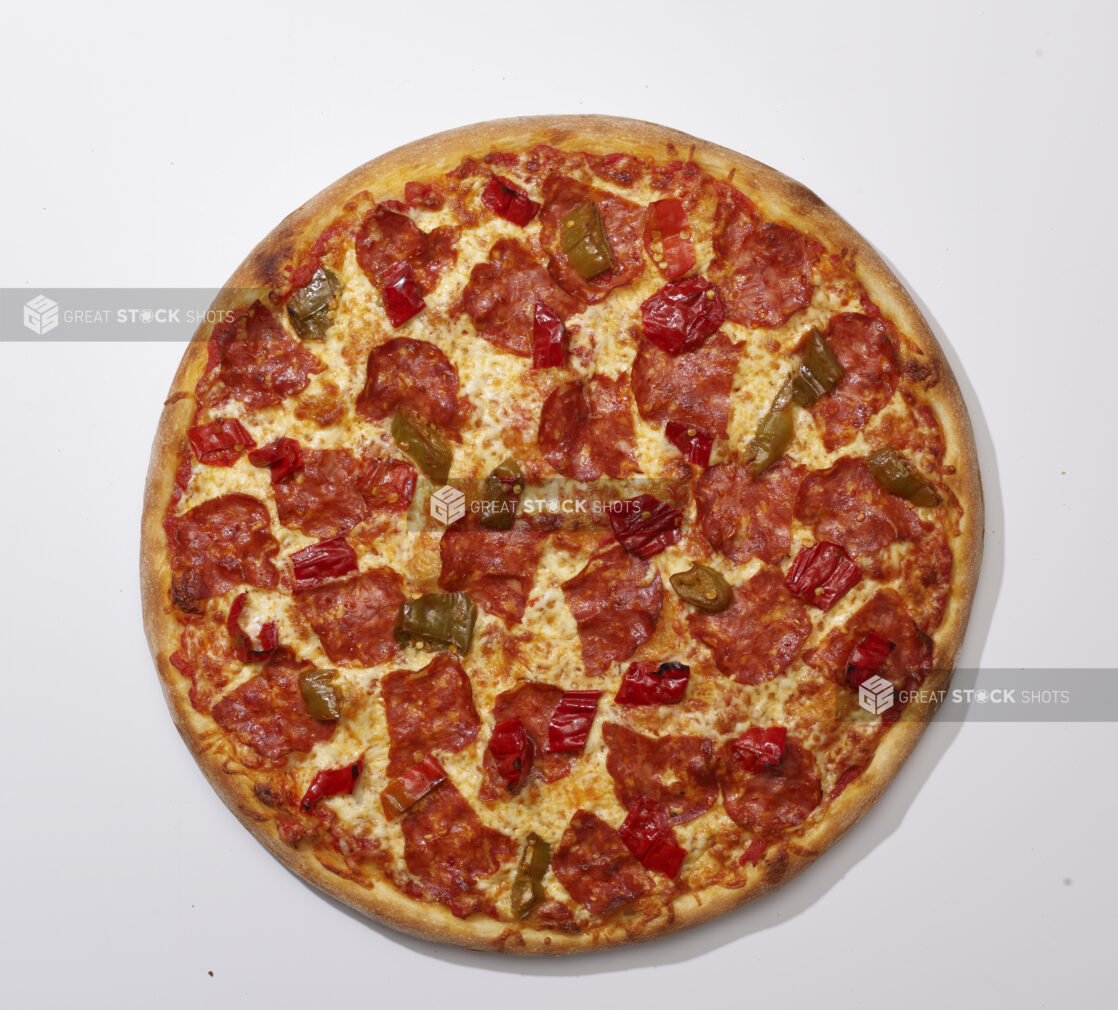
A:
[615, 661, 691, 706]
[247, 437, 304, 483]
[299, 669, 341, 721]
[187, 418, 255, 467]
[784, 541, 862, 610]
[731, 727, 788, 772]
[510, 832, 552, 919]
[866, 447, 941, 507]
[664, 420, 713, 467]
[391, 408, 453, 484]
[481, 174, 541, 227]
[286, 266, 339, 340]
[560, 201, 613, 279]
[791, 329, 845, 406]
[531, 302, 567, 368]
[546, 691, 601, 753]
[290, 535, 358, 590]
[845, 632, 896, 687]
[379, 755, 446, 818]
[379, 261, 425, 327]
[394, 592, 478, 654]
[300, 757, 363, 811]
[618, 797, 686, 878]
[609, 494, 683, 558]
[226, 592, 278, 662]
[488, 717, 534, 794]
[744, 379, 794, 476]
[669, 564, 732, 612]
[640, 276, 725, 354]
[479, 457, 522, 531]
[644, 198, 695, 280]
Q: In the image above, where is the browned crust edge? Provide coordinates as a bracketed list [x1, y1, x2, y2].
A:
[140, 114, 984, 955]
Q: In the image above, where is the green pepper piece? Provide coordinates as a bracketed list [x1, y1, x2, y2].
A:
[669, 564, 733, 612]
[479, 457, 523, 530]
[394, 592, 478, 654]
[866, 448, 941, 507]
[391, 409, 453, 484]
[286, 267, 339, 340]
[745, 380, 794, 476]
[299, 669, 341, 721]
[510, 832, 552, 919]
[791, 329, 845, 407]
[560, 201, 613, 280]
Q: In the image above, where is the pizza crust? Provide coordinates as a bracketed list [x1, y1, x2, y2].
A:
[141, 115, 983, 953]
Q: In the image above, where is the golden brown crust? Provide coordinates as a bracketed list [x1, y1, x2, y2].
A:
[141, 115, 983, 953]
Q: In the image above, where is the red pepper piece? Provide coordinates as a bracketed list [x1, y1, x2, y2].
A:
[609, 494, 683, 558]
[532, 302, 567, 368]
[187, 418, 255, 466]
[846, 632, 895, 687]
[619, 797, 686, 878]
[480, 174, 541, 226]
[732, 727, 788, 772]
[300, 757, 364, 811]
[404, 180, 445, 210]
[784, 541, 863, 610]
[247, 437, 304, 483]
[547, 691, 602, 753]
[225, 592, 279, 663]
[640, 276, 725, 354]
[664, 421, 713, 467]
[644, 198, 695, 280]
[488, 717, 535, 794]
[615, 661, 691, 706]
[290, 535, 358, 590]
[380, 755, 447, 818]
[380, 261, 425, 327]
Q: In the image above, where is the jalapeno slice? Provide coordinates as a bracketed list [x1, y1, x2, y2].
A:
[744, 380, 794, 476]
[391, 408, 452, 484]
[560, 201, 613, 279]
[394, 592, 478, 654]
[286, 267, 339, 340]
[866, 447, 941, 506]
[299, 669, 341, 721]
[669, 564, 732, 612]
[510, 832, 552, 919]
[791, 329, 845, 406]
[479, 457, 522, 530]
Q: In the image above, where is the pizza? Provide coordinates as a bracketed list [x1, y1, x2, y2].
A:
[141, 115, 983, 953]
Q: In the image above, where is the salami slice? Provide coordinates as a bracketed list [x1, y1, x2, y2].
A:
[459, 238, 584, 356]
[795, 456, 927, 566]
[211, 648, 335, 761]
[538, 175, 646, 303]
[200, 301, 324, 410]
[355, 203, 457, 293]
[438, 527, 544, 624]
[479, 682, 573, 801]
[166, 493, 279, 608]
[809, 313, 900, 450]
[694, 460, 805, 565]
[551, 810, 653, 915]
[718, 738, 822, 834]
[632, 330, 741, 437]
[602, 723, 718, 825]
[293, 568, 403, 668]
[538, 375, 640, 481]
[401, 780, 516, 918]
[356, 337, 460, 430]
[688, 567, 811, 685]
[563, 544, 663, 676]
[169, 619, 237, 713]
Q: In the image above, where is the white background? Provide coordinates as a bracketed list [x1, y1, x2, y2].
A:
[1, 0, 1115, 1006]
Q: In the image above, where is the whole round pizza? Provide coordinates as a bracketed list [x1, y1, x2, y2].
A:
[141, 115, 983, 952]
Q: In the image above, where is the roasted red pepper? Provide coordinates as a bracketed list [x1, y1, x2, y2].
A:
[300, 757, 363, 811]
[615, 661, 691, 706]
[640, 276, 725, 354]
[380, 755, 447, 818]
[188, 418, 255, 466]
[619, 797, 686, 878]
[784, 541, 863, 610]
[532, 302, 567, 368]
[609, 494, 683, 558]
[644, 198, 695, 280]
[481, 174, 540, 226]
[846, 632, 895, 687]
[247, 437, 303, 483]
[732, 727, 788, 772]
[380, 261, 425, 327]
[664, 421, 713, 467]
[547, 691, 601, 753]
[291, 535, 358, 590]
[488, 717, 534, 794]
[226, 592, 278, 663]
